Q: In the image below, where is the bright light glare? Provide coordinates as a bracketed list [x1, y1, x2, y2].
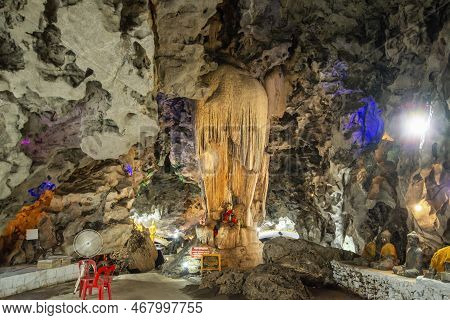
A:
[182, 262, 189, 269]
[414, 203, 423, 212]
[403, 114, 429, 138]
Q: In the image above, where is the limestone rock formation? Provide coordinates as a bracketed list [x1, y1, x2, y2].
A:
[156, 94, 199, 182]
[0, 1, 159, 267]
[47, 148, 157, 270]
[200, 264, 311, 300]
[133, 170, 203, 239]
[150, 0, 220, 99]
[109, 227, 158, 272]
[263, 237, 357, 286]
[195, 65, 269, 268]
[242, 264, 311, 300]
[1, 0, 158, 161]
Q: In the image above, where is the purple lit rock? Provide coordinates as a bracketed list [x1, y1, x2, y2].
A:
[157, 93, 199, 182]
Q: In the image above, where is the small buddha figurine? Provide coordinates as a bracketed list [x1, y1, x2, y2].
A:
[393, 231, 423, 278]
[370, 230, 398, 270]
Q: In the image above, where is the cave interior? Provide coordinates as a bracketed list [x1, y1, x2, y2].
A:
[0, 0, 449, 300]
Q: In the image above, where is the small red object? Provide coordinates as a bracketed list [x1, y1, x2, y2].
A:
[223, 210, 233, 222]
[81, 265, 115, 300]
[223, 209, 238, 225]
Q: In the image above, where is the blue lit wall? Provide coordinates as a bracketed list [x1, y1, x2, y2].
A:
[343, 97, 384, 150]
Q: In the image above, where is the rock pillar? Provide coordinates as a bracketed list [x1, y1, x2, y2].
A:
[195, 65, 269, 269]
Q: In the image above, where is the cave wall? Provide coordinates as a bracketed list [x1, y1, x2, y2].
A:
[0, 0, 159, 268]
[150, 0, 449, 257]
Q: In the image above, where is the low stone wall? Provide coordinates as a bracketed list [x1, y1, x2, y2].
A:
[331, 261, 450, 300]
[0, 264, 79, 298]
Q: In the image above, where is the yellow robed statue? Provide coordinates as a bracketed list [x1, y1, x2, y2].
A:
[430, 246, 450, 273]
[149, 221, 157, 242]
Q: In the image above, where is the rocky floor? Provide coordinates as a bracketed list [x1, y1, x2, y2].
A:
[5, 271, 360, 300]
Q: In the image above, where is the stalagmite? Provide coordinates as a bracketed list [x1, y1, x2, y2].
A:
[195, 65, 270, 268]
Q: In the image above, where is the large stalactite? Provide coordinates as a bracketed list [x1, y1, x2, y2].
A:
[195, 65, 270, 268]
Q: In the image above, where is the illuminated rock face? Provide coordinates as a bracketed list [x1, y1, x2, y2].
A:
[195, 65, 269, 268]
[0, 190, 54, 265]
[0, 1, 159, 265]
[0, 0, 158, 206]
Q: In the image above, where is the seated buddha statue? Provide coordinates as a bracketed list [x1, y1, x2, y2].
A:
[347, 239, 375, 267]
[370, 230, 398, 270]
[393, 231, 423, 278]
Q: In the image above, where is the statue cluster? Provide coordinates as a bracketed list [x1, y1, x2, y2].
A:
[359, 230, 449, 281]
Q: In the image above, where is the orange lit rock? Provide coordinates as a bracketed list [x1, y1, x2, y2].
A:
[382, 132, 394, 141]
[0, 190, 53, 264]
[2, 190, 53, 238]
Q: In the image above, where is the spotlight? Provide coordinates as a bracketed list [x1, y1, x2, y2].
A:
[414, 203, 423, 212]
[403, 113, 429, 138]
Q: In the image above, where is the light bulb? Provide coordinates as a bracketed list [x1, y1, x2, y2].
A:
[403, 114, 429, 138]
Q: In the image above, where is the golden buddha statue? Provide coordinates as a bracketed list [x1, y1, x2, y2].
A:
[370, 230, 398, 270]
[430, 246, 450, 274]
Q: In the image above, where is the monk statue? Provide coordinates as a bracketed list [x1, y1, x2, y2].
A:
[427, 246, 450, 281]
[370, 230, 398, 270]
[362, 240, 376, 262]
[393, 231, 423, 278]
[430, 246, 450, 273]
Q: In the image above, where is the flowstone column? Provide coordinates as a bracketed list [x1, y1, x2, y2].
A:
[195, 65, 270, 269]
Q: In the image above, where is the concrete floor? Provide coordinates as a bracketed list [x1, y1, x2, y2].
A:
[6, 272, 197, 300]
[5, 271, 360, 300]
